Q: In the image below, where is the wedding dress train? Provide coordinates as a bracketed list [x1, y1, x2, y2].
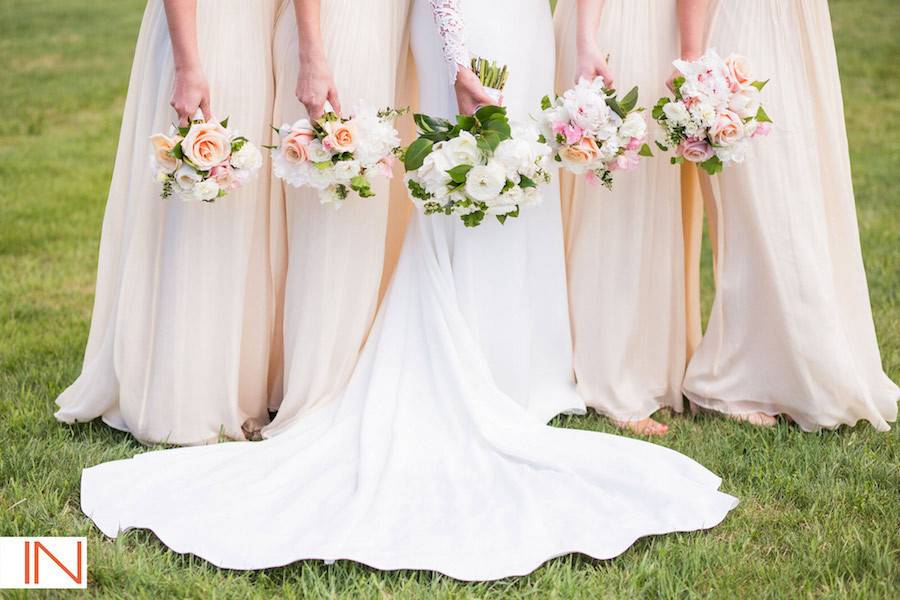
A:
[80, 0, 737, 580]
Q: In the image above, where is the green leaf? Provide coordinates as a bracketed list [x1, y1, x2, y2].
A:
[474, 105, 506, 123]
[461, 210, 485, 228]
[619, 86, 639, 114]
[483, 117, 511, 140]
[478, 131, 501, 152]
[454, 115, 477, 132]
[220, 117, 229, 129]
[672, 76, 686, 93]
[655, 140, 669, 152]
[447, 164, 473, 184]
[171, 143, 184, 159]
[751, 79, 769, 91]
[519, 175, 537, 189]
[540, 95, 552, 111]
[755, 106, 773, 124]
[670, 155, 685, 165]
[414, 113, 452, 135]
[607, 97, 626, 120]
[701, 155, 724, 176]
[651, 97, 671, 120]
[403, 138, 435, 171]
[178, 126, 190, 137]
[638, 143, 654, 157]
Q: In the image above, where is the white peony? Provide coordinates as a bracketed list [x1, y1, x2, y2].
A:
[493, 138, 537, 177]
[728, 86, 761, 119]
[464, 161, 507, 202]
[715, 138, 749, 164]
[562, 80, 614, 136]
[619, 112, 647, 140]
[230, 143, 262, 172]
[417, 145, 455, 195]
[351, 104, 401, 166]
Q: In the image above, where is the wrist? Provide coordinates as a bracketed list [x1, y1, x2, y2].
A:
[680, 47, 703, 61]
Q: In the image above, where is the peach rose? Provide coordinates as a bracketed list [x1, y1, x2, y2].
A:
[282, 129, 315, 164]
[709, 110, 745, 147]
[182, 121, 231, 170]
[323, 120, 357, 153]
[725, 55, 753, 91]
[677, 138, 715, 163]
[150, 133, 182, 174]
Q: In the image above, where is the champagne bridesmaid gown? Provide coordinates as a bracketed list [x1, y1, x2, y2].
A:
[54, 0, 286, 445]
[263, 0, 411, 437]
[683, 0, 898, 431]
[77, 0, 736, 580]
[554, 0, 686, 422]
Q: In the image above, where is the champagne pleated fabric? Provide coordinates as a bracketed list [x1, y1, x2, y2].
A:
[683, 0, 898, 431]
[55, 0, 285, 445]
[554, 0, 686, 421]
[263, 1, 411, 437]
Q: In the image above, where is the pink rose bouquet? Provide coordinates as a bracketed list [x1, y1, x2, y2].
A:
[537, 76, 652, 189]
[270, 102, 404, 207]
[653, 48, 773, 175]
[151, 113, 262, 202]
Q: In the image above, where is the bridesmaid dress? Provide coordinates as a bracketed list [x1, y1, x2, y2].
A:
[553, 0, 686, 422]
[54, 0, 286, 445]
[77, 0, 736, 581]
[263, 0, 412, 437]
[683, 0, 898, 431]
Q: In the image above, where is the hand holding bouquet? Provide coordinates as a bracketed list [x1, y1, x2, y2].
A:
[653, 49, 773, 175]
[151, 114, 262, 202]
[403, 104, 551, 228]
[538, 76, 651, 188]
[270, 102, 404, 206]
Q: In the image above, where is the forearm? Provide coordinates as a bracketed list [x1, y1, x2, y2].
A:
[163, 0, 201, 72]
[676, 0, 711, 59]
[575, 0, 604, 53]
[294, 0, 326, 64]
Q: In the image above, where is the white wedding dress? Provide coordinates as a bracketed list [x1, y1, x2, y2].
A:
[80, 0, 737, 581]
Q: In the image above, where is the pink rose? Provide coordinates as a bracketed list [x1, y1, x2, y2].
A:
[751, 122, 773, 138]
[709, 110, 745, 147]
[609, 150, 641, 172]
[626, 137, 643, 152]
[282, 129, 314, 164]
[677, 138, 715, 163]
[323, 120, 357, 153]
[181, 121, 231, 170]
[209, 165, 245, 190]
[724, 55, 753, 91]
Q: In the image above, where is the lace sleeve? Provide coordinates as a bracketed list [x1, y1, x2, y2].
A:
[430, 0, 469, 83]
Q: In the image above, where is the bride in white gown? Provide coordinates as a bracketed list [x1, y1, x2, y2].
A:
[80, 0, 737, 581]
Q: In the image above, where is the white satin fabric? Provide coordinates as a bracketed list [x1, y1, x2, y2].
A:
[80, 0, 737, 580]
[55, 0, 285, 445]
[683, 0, 898, 431]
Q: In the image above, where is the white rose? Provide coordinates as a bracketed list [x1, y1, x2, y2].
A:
[442, 131, 482, 166]
[493, 138, 535, 176]
[418, 145, 454, 194]
[663, 101, 690, 126]
[174, 164, 201, 191]
[464, 161, 507, 202]
[619, 112, 647, 140]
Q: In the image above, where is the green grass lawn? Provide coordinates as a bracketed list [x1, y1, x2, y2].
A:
[1, 1, 898, 598]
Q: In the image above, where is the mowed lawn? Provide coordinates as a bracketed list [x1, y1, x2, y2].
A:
[0, 0, 897, 598]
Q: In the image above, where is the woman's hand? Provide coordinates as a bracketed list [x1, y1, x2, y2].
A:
[454, 67, 498, 116]
[575, 40, 614, 88]
[170, 67, 211, 125]
[296, 57, 341, 120]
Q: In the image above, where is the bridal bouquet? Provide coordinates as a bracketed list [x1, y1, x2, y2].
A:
[270, 102, 404, 206]
[653, 48, 773, 175]
[151, 116, 262, 202]
[537, 76, 652, 188]
[403, 106, 551, 228]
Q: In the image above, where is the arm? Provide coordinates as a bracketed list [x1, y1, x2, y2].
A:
[668, 0, 711, 90]
[163, 0, 211, 124]
[574, 0, 614, 87]
[429, 0, 496, 115]
[294, 0, 341, 119]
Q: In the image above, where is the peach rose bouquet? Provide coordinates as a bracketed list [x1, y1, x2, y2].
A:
[653, 48, 773, 175]
[151, 113, 262, 202]
[270, 102, 404, 207]
[536, 76, 652, 189]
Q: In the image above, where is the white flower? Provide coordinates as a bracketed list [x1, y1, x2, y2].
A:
[417, 144, 454, 195]
[191, 178, 220, 202]
[715, 139, 749, 164]
[521, 186, 542, 206]
[231, 143, 262, 172]
[562, 79, 614, 136]
[494, 138, 538, 177]
[351, 103, 401, 166]
[331, 160, 361, 183]
[307, 140, 331, 163]
[728, 86, 761, 120]
[174, 164, 201, 191]
[619, 112, 647, 140]
[690, 102, 717, 128]
[442, 130, 482, 166]
[306, 164, 335, 190]
[663, 101, 690, 126]
[464, 161, 507, 202]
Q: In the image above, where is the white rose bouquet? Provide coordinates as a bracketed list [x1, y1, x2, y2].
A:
[269, 102, 404, 206]
[403, 105, 551, 228]
[537, 76, 652, 188]
[151, 114, 262, 203]
[653, 48, 773, 175]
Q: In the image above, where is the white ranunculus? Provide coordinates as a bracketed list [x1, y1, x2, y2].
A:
[442, 131, 482, 166]
[231, 143, 262, 172]
[464, 161, 507, 202]
[619, 112, 647, 140]
[663, 101, 691, 126]
[174, 164, 201, 191]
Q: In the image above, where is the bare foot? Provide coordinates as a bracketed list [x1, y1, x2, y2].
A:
[611, 418, 669, 436]
[726, 412, 777, 427]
